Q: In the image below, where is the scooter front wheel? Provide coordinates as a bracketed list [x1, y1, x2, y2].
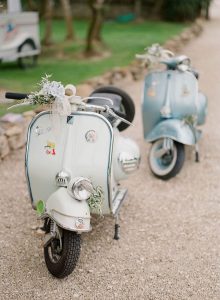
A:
[44, 228, 81, 278]
[149, 139, 185, 180]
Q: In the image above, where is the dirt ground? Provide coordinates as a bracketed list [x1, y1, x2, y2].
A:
[1, 1, 220, 299]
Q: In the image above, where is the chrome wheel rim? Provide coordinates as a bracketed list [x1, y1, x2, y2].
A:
[149, 139, 177, 176]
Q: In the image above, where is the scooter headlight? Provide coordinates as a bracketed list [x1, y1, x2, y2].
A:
[68, 177, 93, 201]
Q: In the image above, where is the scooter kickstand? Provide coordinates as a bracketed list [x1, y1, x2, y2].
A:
[113, 215, 120, 240]
[195, 143, 200, 162]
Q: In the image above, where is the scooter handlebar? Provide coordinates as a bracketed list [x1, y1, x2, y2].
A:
[5, 92, 28, 100]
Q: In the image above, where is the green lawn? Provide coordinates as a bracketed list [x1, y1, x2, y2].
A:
[0, 19, 186, 115]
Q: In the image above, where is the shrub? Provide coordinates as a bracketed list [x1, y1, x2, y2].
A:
[162, 0, 203, 21]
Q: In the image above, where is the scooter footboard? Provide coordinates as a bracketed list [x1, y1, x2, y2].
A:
[46, 188, 91, 232]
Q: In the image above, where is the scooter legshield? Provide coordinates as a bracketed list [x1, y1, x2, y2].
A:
[142, 71, 198, 139]
[26, 111, 114, 216]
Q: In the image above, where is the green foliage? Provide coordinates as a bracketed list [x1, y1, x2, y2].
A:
[0, 103, 37, 117]
[88, 186, 104, 215]
[162, 0, 205, 21]
[0, 19, 186, 116]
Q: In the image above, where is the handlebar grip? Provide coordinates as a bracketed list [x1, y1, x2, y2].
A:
[5, 92, 28, 100]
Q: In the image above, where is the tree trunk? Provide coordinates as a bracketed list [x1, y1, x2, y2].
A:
[134, 0, 142, 20]
[152, 0, 164, 17]
[27, 0, 38, 11]
[85, 0, 105, 55]
[42, 0, 54, 46]
[205, 0, 211, 20]
[60, 0, 75, 40]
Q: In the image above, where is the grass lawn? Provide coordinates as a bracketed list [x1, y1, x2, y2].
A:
[0, 19, 187, 116]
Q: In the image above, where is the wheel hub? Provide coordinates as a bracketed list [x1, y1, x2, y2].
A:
[49, 238, 62, 263]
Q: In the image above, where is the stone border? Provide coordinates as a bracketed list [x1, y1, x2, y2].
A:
[0, 111, 36, 160]
[0, 19, 204, 161]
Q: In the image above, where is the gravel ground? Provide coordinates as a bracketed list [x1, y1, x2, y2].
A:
[1, 2, 220, 299]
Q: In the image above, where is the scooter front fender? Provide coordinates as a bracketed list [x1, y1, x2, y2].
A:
[46, 187, 91, 232]
[146, 119, 196, 145]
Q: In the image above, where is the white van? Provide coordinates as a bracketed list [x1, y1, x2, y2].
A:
[0, 2, 41, 68]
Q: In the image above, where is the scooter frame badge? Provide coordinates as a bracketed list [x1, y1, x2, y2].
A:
[85, 130, 97, 143]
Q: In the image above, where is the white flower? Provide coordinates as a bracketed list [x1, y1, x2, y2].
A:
[41, 80, 65, 100]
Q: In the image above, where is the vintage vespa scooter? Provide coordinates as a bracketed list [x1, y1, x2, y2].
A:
[5, 78, 140, 278]
[136, 44, 207, 180]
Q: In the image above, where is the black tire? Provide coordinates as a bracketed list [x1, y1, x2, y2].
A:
[44, 228, 81, 278]
[149, 140, 185, 180]
[18, 39, 37, 69]
[90, 86, 135, 131]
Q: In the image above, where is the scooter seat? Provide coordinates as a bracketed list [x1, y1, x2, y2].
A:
[161, 55, 190, 70]
[88, 92, 122, 113]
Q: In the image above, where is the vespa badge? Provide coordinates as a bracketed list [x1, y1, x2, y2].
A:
[85, 130, 97, 143]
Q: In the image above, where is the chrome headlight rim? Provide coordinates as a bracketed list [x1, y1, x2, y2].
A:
[56, 171, 71, 187]
[68, 177, 93, 201]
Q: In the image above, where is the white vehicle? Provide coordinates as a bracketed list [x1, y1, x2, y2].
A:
[5, 83, 140, 278]
[0, 0, 40, 68]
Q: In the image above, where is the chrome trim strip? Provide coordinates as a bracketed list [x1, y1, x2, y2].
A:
[25, 111, 49, 208]
[112, 188, 128, 216]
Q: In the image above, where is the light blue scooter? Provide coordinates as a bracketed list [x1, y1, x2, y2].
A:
[137, 44, 208, 180]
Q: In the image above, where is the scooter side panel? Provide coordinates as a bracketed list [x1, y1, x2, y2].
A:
[146, 119, 196, 145]
[197, 92, 208, 126]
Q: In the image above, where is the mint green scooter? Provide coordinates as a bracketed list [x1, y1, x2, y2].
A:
[137, 44, 207, 180]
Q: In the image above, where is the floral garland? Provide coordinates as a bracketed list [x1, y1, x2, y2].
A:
[87, 186, 104, 215]
[136, 43, 174, 69]
[27, 75, 65, 105]
[183, 114, 197, 126]
[9, 75, 72, 117]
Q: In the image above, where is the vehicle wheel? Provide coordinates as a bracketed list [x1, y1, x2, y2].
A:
[17, 39, 37, 69]
[44, 226, 81, 278]
[149, 139, 185, 180]
[90, 86, 135, 131]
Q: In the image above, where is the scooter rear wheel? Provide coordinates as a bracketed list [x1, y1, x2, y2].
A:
[149, 139, 185, 180]
[17, 39, 37, 69]
[44, 228, 81, 278]
[90, 86, 135, 131]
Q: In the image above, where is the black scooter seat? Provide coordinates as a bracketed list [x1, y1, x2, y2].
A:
[88, 92, 122, 113]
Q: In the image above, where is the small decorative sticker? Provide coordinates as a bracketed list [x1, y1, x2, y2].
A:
[147, 81, 157, 98]
[85, 130, 97, 143]
[75, 218, 84, 229]
[44, 141, 56, 155]
[35, 126, 52, 136]
[147, 88, 156, 97]
[4, 21, 18, 42]
[181, 85, 190, 97]
[35, 126, 44, 136]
